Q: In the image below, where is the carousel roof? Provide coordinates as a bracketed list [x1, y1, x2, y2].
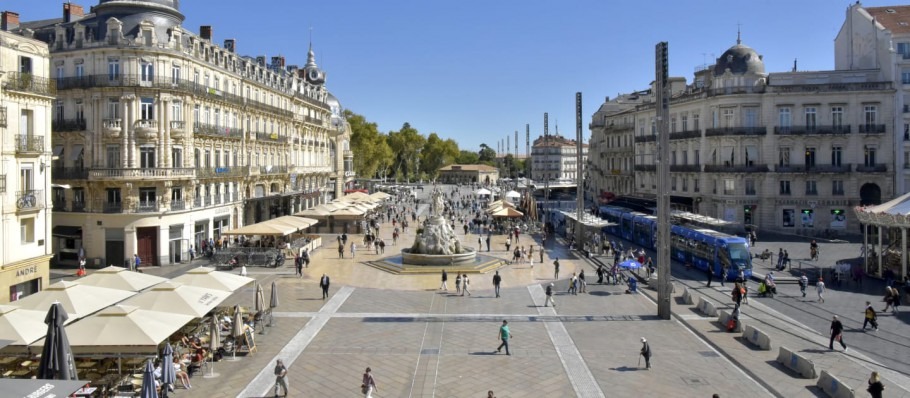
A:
[854, 192, 910, 226]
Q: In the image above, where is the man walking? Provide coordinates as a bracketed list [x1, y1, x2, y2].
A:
[461, 274, 471, 296]
[273, 359, 288, 397]
[486, 235, 491, 252]
[319, 274, 330, 300]
[496, 320, 512, 355]
[553, 258, 560, 280]
[706, 266, 713, 287]
[568, 273, 578, 295]
[578, 270, 587, 293]
[539, 246, 545, 264]
[493, 271, 502, 298]
[545, 283, 556, 307]
[440, 270, 448, 291]
[295, 255, 303, 278]
[828, 315, 847, 352]
[799, 273, 809, 298]
[640, 337, 651, 370]
[817, 277, 826, 303]
[863, 301, 879, 332]
[133, 254, 141, 271]
[351, 242, 357, 258]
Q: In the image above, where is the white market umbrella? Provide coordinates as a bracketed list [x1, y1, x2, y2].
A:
[475, 188, 492, 196]
[171, 267, 254, 292]
[77, 266, 167, 292]
[11, 281, 135, 320]
[120, 281, 227, 318]
[0, 305, 74, 347]
[505, 190, 521, 199]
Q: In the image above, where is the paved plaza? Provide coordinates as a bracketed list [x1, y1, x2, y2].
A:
[51, 186, 910, 397]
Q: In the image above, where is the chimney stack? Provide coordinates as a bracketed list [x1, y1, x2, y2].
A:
[223, 39, 236, 53]
[271, 55, 285, 69]
[1, 11, 20, 31]
[63, 3, 84, 23]
[200, 25, 212, 41]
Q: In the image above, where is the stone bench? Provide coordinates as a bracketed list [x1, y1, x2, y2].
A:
[717, 309, 743, 333]
[742, 324, 771, 350]
[776, 346, 817, 379]
[816, 370, 855, 398]
[681, 287, 694, 305]
[696, 296, 718, 317]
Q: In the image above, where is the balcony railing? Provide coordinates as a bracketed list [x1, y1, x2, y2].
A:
[89, 168, 196, 179]
[704, 163, 770, 173]
[203, 195, 212, 207]
[634, 135, 657, 143]
[670, 164, 701, 172]
[260, 165, 289, 174]
[15, 135, 45, 154]
[806, 164, 852, 173]
[102, 201, 123, 213]
[775, 164, 806, 173]
[669, 130, 701, 140]
[0, 106, 6, 127]
[855, 163, 888, 172]
[193, 122, 244, 139]
[214, 194, 223, 205]
[3, 72, 56, 96]
[170, 200, 186, 211]
[771, 81, 891, 94]
[859, 124, 886, 134]
[707, 85, 766, 96]
[605, 122, 635, 131]
[52, 118, 87, 132]
[254, 132, 289, 143]
[774, 125, 851, 135]
[0, 176, 5, 193]
[705, 126, 767, 137]
[136, 202, 158, 213]
[72, 201, 86, 212]
[194, 197, 202, 208]
[16, 190, 44, 211]
[634, 164, 656, 172]
[52, 167, 89, 180]
[53, 199, 67, 211]
[197, 166, 250, 178]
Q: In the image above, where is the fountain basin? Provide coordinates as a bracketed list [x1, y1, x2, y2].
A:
[401, 247, 477, 265]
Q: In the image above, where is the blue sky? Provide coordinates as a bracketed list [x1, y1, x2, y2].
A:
[5, 0, 901, 152]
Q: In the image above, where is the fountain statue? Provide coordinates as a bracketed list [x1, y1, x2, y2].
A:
[401, 188, 477, 265]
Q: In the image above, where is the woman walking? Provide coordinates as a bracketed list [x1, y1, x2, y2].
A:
[362, 367, 378, 397]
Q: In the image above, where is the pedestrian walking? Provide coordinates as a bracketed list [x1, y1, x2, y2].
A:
[455, 274, 462, 295]
[133, 254, 141, 271]
[882, 286, 896, 313]
[351, 242, 357, 258]
[240, 264, 248, 277]
[478, 236, 482, 251]
[579, 270, 587, 293]
[706, 266, 714, 287]
[799, 273, 808, 298]
[539, 246, 545, 263]
[867, 371, 885, 398]
[640, 337, 651, 370]
[817, 277, 826, 303]
[496, 320, 512, 355]
[732, 282, 744, 314]
[828, 315, 847, 351]
[338, 243, 344, 259]
[440, 270, 448, 291]
[461, 274, 471, 296]
[568, 273, 577, 295]
[273, 359, 288, 397]
[493, 271, 502, 298]
[486, 235, 491, 252]
[553, 258, 560, 280]
[361, 367, 377, 397]
[545, 283, 556, 307]
[863, 301, 879, 331]
[295, 255, 303, 278]
[319, 274, 330, 300]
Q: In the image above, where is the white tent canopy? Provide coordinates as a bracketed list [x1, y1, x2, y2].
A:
[10, 281, 135, 320]
[475, 188, 492, 195]
[120, 281, 227, 318]
[505, 190, 521, 198]
[171, 267, 254, 292]
[77, 266, 167, 292]
[0, 305, 75, 347]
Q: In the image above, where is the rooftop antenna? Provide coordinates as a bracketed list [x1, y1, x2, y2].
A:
[736, 22, 742, 44]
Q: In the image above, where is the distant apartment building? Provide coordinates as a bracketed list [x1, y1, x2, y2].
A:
[530, 133, 588, 183]
[0, 27, 54, 302]
[5, 0, 354, 268]
[438, 164, 499, 185]
[589, 32, 894, 235]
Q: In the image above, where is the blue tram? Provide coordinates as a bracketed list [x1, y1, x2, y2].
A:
[599, 206, 752, 280]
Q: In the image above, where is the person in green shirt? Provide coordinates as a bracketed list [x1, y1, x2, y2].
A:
[496, 320, 512, 355]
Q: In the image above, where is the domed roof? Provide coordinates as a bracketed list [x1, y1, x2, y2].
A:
[98, 0, 179, 10]
[713, 36, 766, 77]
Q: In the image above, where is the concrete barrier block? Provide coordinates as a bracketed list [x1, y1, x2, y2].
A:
[717, 309, 743, 333]
[742, 325, 771, 350]
[697, 296, 718, 317]
[682, 287, 693, 305]
[776, 346, 817, 379]
[816, 370, 855, 398]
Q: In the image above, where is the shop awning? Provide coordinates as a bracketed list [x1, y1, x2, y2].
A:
[52, 225, 82, 239]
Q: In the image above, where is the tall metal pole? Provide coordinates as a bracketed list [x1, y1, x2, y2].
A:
[544, 113, 550, 231]
[575, 93, 585, 249]
[655, 41, 672, 320]
[525, 124, 530, 179]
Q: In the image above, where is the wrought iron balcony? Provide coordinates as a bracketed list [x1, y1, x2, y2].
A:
[193, 122, 244, 139]
[0, 176, 4, 193]
[855, 163, 888, 172]
[53, 199, 67, 211]
[136, 202, 158, 213]
[254, 132, 289, 143]
[670, 164, 701, 172]
[775, 164, 806, 173]
[806, 164, 852, 173]
[260, 165, 289, 174]
[707, 85, 765, 96]
[859, 124, 886, 134]
[170, 200, 186, 211]
[704, 163, 770, 173]
[52, 118, 87, 132]
[774, 125, 851, 135]
[72, 201, 86, 212]
[634, 135, 656, 143]
[214, 194, 222, 205]
[15, 135, 44, 154]
[194, 197, 202, 208]
[3, 72, 56, 96]
[669, 130, 701, 140]
[88, 167, 196, 180]
[634, 164, 656, 172]
[0, 106, 6, 127]
[197, 166, 250, 178]
[102, 201, 123, 213]
[52, 167, 89, 180]
[16, 190, 44, 211]
[705, 126, 767, 137]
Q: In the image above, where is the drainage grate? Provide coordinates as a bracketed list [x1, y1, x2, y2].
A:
[698, 351, 720, 357]
[420, 348, 439, 355]
[682, 377, 709, 386]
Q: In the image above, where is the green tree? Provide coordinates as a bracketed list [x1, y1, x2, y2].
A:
[478, 143, 497, 163]
[387, 122, 427, 182]
[346, 110, 392, 180]
[420, 133, 460, 180]
[455, 150, 479, 164]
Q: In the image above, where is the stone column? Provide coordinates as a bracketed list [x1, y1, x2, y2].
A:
[878, 226, 883, 276]
[864, 223, 869, 274]
[157, 96, 166, 168]
[903, 227, 907, 280]
[120, 96, 130, 168]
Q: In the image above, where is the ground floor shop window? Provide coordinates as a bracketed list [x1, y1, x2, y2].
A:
[9, 278, 41, 302]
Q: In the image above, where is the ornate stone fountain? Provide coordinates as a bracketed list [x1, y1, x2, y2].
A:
[401, 188, 477, 265]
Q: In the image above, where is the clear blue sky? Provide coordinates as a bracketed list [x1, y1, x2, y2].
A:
[5, 0, 902, 152]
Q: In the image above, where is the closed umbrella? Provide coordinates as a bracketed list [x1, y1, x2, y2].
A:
[37, 302, 78, 380]
[139, 359, 158, 398]
[226, 306, 243, 361]
[268, 281, 279, 327]
[254, 283, 265, 314]
[160, 343, 175, 395]
[204, 316, 220, 378]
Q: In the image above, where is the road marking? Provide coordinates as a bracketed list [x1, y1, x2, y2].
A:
[237, 285, 355, 398]
[529, 284, 605, 398]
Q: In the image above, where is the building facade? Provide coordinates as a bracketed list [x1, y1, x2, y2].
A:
[438, 164, 499, 185]
[7, 0, 353, 268]
[590, 35, 895, 236]
[530, 134, 588, 183]
[0, 27, 54, 303]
